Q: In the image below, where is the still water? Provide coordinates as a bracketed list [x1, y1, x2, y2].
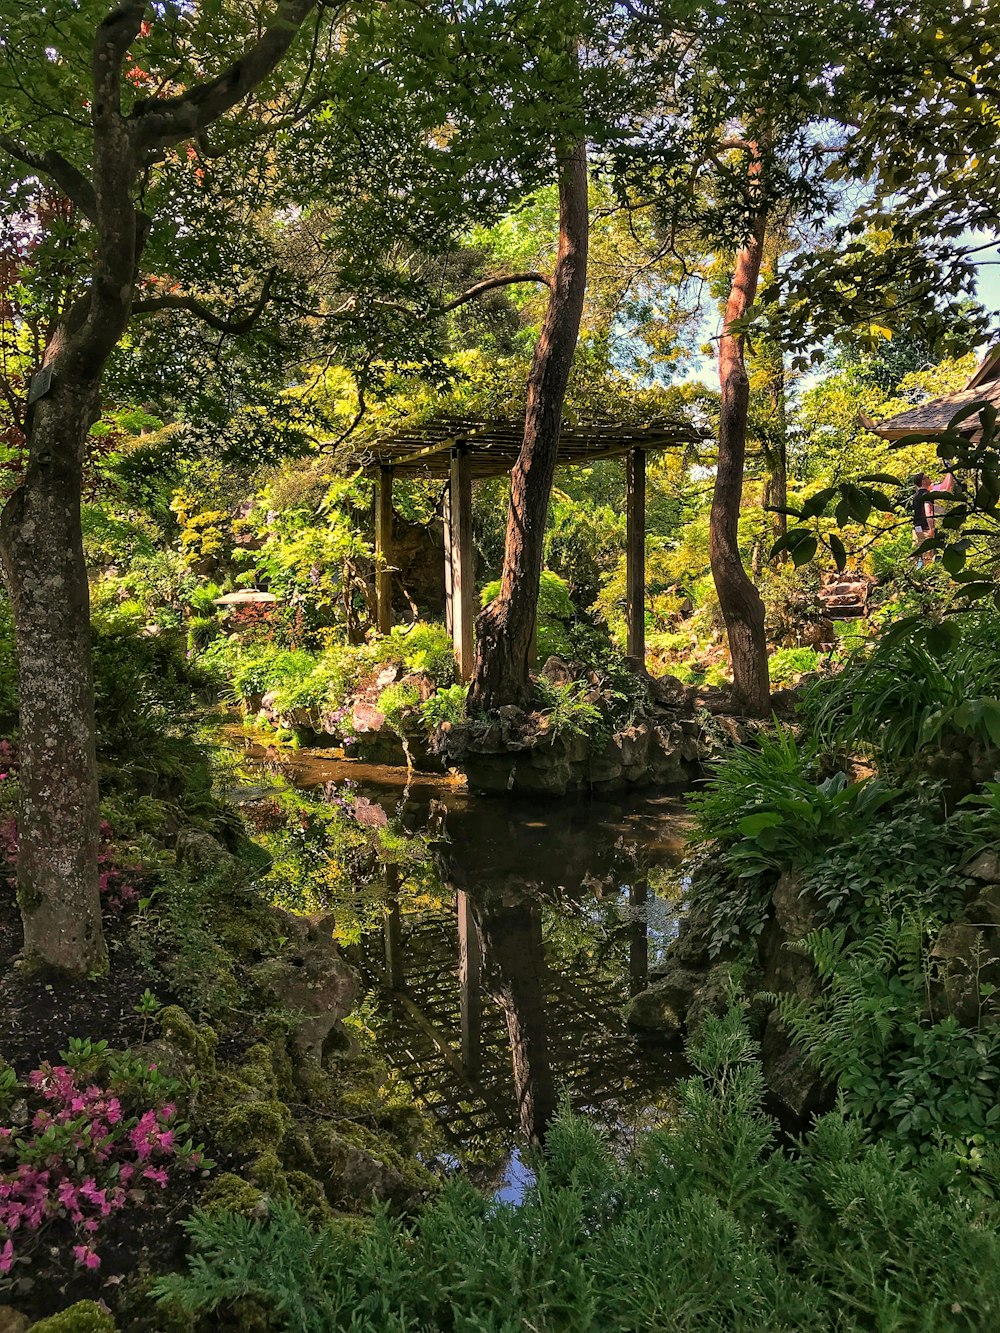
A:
[234, 741, 693, 1182]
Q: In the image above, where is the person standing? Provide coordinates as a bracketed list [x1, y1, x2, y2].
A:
[911, 473, 935, 565]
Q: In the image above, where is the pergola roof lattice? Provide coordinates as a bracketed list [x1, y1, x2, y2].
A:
[352, 414, 707, 479]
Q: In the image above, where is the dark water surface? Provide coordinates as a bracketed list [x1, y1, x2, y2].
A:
[234, 738, 692, 1185]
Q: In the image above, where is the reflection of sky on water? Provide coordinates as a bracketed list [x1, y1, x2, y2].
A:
[494, 1149, 537, 1207]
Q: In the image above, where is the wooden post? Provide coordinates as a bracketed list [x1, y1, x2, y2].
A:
[383, 865, 404, 990]
[449, 447, 475, 681]
[442, 483, 453, 638]
[626, 448, 646, 664]
[376, 466, 393, 636]
[457, 890, 483, 1076]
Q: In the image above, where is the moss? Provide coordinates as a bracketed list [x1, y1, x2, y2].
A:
[29, 1302, 118, 1332]
[201, 1171, 268, 1217]
[157, 1005, 217, 1069]
[284, 1169, 331, 1220]
[219, 1098, 292, 1155]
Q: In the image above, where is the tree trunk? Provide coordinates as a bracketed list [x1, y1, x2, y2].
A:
[711, 210, 771, 717]
[467, 139, 589, 711]
[0, 377, 105, 974]
[750, 347, 787, 578]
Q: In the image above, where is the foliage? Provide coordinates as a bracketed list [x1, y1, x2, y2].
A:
[802, 784, 972, 934]
[770, 919, 1000, 1173]
[767, 646, 820, 686]
[804, 616, 1000, 767]
[419, 684, 468, 730]
[689, 727, 897, 878]
[375, 682, 422, 737]
[535, 679, 603, 739]
[157, 1007, 1000, 1331]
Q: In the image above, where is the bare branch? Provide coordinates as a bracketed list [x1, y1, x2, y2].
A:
[133, 268, 278, 333]
[131, 0, 320, 148]
[0, 137, 98, 223]
[438, 271, 552, 313]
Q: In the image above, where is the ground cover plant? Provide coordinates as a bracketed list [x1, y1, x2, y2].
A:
[157, 1008, 1000, 1332]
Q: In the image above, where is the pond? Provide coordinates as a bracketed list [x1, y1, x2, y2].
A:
[233, 739, 693, 1190]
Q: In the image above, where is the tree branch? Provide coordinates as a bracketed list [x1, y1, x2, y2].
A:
[438, 272, 552, 313]
[0, 137, 98, 223]
[132, 268, 278, 333]
[131, 0, 320, 148]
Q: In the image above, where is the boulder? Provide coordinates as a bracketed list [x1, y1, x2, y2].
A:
[625, 983, 684, 1036]
[759, 1010, 834, 1129]
[540, 655, 574, 685]
[251, 924, 356, 1061]
[965, 850, 1000, 885]
[175, 828, 236, 873]
[771, 871, 822, 943]
[0, 1308, 29, 1333]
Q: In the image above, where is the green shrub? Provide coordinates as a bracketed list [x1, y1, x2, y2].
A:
[375, 681, 421, 735]
[689, 727, 898, 878]
[419, 683, 467, 729]
[770, 918, 1000, 1173]
[804, 616, 1000, 767]
[535, 678, 602, 738]
[767, 646, 820, 686]
[157, 1008, 1000, 1331]
[388, 622, 455, 686]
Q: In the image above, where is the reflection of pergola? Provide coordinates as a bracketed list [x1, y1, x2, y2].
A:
[352, 415, 707, 679]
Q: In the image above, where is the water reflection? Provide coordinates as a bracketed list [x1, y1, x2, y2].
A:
[234, 738, 691, 1168]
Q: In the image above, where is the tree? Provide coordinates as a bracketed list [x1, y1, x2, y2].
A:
[0, 1, 342, 974]
[468, 139, 589, 710]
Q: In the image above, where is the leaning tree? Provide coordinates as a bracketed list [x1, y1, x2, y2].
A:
[0, 0, 574, 975]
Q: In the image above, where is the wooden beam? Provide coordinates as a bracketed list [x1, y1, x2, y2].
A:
[626, 448, 646, 663]
[375, 465, 394, 635]
[442, 483, 454, 638]
[457, 890, 483, 1076]
[449, 446, 475, 681]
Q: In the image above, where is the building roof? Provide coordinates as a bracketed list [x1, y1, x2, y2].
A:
[348, 414, 707, 480]
[861, 346, 1000, 441]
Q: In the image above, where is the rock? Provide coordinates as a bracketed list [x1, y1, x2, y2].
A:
[351, 700, 386, 733]
[771, 871, 822, 942]
[175, 828, 234, 872]
[0, 1307, 29, 1333]
[376, 663, 402, 688]
[625, 984, 684, 1036]
[648, 673, 686, 706]
[760, 1010, 834, 1130]
[540, 655, 574, 685]
[930, 922, 1000, 1025]
[965, 850, 1000, 884]
[251, 929, 356, 1062]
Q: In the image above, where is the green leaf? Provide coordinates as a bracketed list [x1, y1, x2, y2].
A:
[791, 535, 818, 567]
[828, 534, 847, 571]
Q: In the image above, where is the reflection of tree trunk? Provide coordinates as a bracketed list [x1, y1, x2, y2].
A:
[468, 138, 589, 711]
[628, 880, 648, 996]
[474, 897, 557, 1146]
[711, 205, 770, 717]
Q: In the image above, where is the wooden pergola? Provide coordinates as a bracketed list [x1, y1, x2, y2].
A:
[351, 414, 707, 680]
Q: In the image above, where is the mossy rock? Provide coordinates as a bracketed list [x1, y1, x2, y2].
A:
[219, 1098, 292, 1155]
[157, 1006, 217, 1070]
[201, 1171, 269, 1218]
[29, 1302, 117, 1333]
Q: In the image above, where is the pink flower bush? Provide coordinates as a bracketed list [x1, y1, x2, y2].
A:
[0, 1058, 209, 1279]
